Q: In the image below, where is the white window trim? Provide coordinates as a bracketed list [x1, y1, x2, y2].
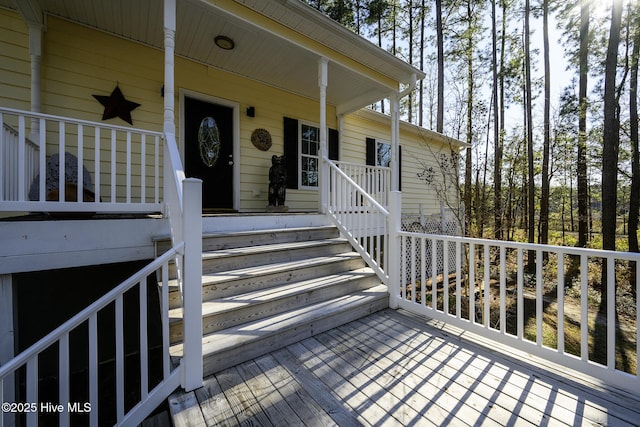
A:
[299, 120, 321, 191]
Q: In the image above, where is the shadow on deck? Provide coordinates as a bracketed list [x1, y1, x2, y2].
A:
[169, 308, 640, 426]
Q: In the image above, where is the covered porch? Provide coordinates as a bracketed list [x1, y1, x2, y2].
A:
[1, 1, 638, 426]
[169, 309, 640, 426]
[1, 0, 421, 216]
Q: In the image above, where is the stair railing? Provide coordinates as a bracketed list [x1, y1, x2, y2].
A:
[332, 160, 391, 208]
[0, 133, 202, 427]
[0, 107, 163, 213]
[162, 133, 203, 392]
[326, 158, 394, 284]
[0, 245, 182, 427]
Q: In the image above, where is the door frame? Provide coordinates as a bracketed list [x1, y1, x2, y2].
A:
[179, 89, 240, 211]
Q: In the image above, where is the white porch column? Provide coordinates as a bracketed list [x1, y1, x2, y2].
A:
[388, 191, 402, 309]
[181, 178, 203, 391]
[318, 57, 328, 213]
[29, 24, 42, 141]
[29, 24, 41, 112]
[163, 0, 176, 136]
[390, 93, 400, 192]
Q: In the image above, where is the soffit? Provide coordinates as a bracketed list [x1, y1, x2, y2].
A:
[6, 0, 423, 113]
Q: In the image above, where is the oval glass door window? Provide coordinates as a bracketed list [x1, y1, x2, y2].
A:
[198, 117, 221, 167]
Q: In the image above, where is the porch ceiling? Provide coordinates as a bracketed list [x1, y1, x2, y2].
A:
[6, 0, 424, 115]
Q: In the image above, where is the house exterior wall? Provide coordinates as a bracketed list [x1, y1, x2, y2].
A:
[175, 58, 337, 212]
[342, 109, 462, 216]
[1, 12, 340, 212]
[0, 8, 30, 110]
[1, 11, 460, 215]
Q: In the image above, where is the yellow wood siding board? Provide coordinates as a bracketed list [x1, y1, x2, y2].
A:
[0, 11, 30, 109]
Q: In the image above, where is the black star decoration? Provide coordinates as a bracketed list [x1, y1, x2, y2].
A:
[93, 85, 140, 125]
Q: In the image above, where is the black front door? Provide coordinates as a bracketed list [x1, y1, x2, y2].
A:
[184, 97, 234, 210]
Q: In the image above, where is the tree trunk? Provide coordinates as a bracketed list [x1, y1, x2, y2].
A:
[419, 0, 425, 127]
[436, 0, 444, 134]
[602, 0, 623, 252]
[540, 0, 551, 246]
[629, 14, 640, 256]
[577, 0, 589, 248]
[525, 0, 535, 269]
[601, 0, 624, 315]
[493, 0, 502, 240]
[464, 1, 475, 237]
[407, 0, 414, 122]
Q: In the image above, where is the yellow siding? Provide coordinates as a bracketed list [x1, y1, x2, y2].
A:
[342, 110, 461, 216]
[35, 17, 338, 212]
[175, 59, 336, 212]
[42, 17, 164, 131]
[2, 14, 455, 214]
[0, 9, 30, 110]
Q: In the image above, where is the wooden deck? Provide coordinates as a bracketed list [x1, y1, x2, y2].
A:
[170, 309, 640, 426]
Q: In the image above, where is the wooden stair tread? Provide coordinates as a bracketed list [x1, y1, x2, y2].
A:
[167, 252, 364, 289]
[168, 267, 376, 319]
[169, 284, 388, 357]
[200, 237, 349, 260]
[199, 225, 338, 241]
[154, 226, 338, 244]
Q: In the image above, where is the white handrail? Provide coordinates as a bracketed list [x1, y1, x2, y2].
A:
[0, 107, 163, 212]
[162, 133, 203, 391]
[2, 121, 39, 201]
[394, 229, 640, 395]
[333, 160, 391, 207]
[326, 158, 390, 282]
[328, 159, 389, 215]
[0, 244, 184, 426]
[0, 124, 203, 425]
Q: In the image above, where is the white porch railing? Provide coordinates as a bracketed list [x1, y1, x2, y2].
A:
[393, 228, 640, 394]
[328, 179, 638, 394]
[2, 122, 39, 202]
[0, 244, 182, 427]
[0, 108, 202, 424]
[326, 158, 391, 282]
[0, 107, 163, 213]
[334, 160, 391, 207]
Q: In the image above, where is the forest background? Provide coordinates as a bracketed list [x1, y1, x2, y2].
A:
[302, 0, 640, 255]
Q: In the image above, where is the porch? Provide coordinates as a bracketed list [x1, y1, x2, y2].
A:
[169, 309, 640, 426]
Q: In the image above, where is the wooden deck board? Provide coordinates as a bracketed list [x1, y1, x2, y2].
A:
[172, 309, 640, 427]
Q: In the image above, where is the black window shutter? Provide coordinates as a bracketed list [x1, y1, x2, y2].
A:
[283, 117, 298, 189]
[398, 145, 402, 191]
[366, 137, 376, 166]
[328, 128, 339, 161]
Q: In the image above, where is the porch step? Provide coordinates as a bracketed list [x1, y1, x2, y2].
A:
[199, 237, 353, 274]
[155, 225, 340, 254]
[164, 236, 353, 278]
[168, 267, 380, 343]
[164, 225, 388, 377]
[164, 251, 367, 309]
[169, 284, 389, 377]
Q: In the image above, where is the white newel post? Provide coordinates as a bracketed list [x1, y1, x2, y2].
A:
[388, 191, 402, 309]
[390, 94, 400, 192]
[181, 178, 203, 391]
[318, 57, 328, 213]
[163, 0, 176, 136]
[29, 24, 42, 142]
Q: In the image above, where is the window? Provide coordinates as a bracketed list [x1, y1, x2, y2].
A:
[300, 123, 320, 188]
[283, 116, 338, 190]
[366, 137, 401, 191]
[376, 140, 391, 167]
